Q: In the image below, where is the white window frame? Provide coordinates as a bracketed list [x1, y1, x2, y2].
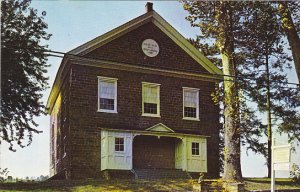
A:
[182, 87, 200, 121]
[97, 76, 118, 113]
[142, 82, 160, 117]
[191, 142, 200, 156]
[114, 137, 125, 153]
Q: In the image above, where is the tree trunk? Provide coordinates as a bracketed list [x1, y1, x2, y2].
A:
[218, 2, 243, 182]
[278, 2, 300, 84]
[222, 52, 243, 182]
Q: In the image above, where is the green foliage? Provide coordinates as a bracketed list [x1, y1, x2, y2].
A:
[238, 1, 300, 150]
[184, 1, 246, 182]
[0, 168, 9, 182]
[278, 2, 300, 84]
[183, 0, 300, 165]
[183, 1, 300, 179]
[290, 164, 300, 184]
[1, 0, 51, 150]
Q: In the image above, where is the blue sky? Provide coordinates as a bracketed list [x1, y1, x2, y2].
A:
[1, 1, 296, 179]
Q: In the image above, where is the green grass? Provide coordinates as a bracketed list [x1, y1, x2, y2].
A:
[244, 177, 300, 191]
[0, 179, 193, 192]
[0, 178, 299, 192]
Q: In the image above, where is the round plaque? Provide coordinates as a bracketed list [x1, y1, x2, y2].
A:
[141, 39, 159, 57]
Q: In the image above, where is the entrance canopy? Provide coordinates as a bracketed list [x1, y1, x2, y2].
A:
[100, 123, 209, 139]
[100, 124, 208, 173]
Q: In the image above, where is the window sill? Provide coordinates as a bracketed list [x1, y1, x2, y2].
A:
[182, 117, 200, 121]
[142, 113, 161, 118]
[114, 151, 125, 154]
[97, 109, 118, 114]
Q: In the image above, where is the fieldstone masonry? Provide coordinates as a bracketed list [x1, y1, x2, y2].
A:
[48, 8, 221, 180]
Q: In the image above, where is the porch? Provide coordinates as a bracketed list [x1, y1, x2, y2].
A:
[100, 123, 208, 178]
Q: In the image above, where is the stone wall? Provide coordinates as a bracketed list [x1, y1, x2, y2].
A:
[67, 64, 220, 179]
[51, 19, 221, 179]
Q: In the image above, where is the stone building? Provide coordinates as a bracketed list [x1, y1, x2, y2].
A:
[46, 3, 222, 179]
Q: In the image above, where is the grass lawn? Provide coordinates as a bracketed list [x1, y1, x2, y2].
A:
[0, 179, 193, 192]
[0, 178, 299, 191]
[244, 178, 300, 191]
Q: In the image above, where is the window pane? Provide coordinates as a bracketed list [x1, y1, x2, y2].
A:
[143, 85, 158, 103]
[100, 81, 115, 99]
[115, 138, 124, 152]
[184, 89, 198, 118]
[99, 79, 116, 111]
[192, 142, 200, 155]
[192, 142, 196, 148]
[100, 98, 114, 110]
[184, 107, 197, 118]
[184, 90, 197, 108]
[144, 103, 157, 114]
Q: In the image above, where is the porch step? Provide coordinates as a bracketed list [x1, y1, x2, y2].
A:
[133, 169, 191, 180]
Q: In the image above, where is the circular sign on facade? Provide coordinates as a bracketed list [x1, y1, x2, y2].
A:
[141, 39, 159, 57]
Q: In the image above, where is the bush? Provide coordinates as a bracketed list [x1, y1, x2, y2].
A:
[290, 164, 300, 184]
[0, 168, 9, 182]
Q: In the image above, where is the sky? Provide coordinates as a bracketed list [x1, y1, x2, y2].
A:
[1, 1, 298, 179]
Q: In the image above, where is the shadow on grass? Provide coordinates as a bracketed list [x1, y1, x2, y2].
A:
[244, 178, 295, 185]
[0, 179, 193, 192]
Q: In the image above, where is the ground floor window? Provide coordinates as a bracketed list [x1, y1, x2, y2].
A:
[192, 142, 200, 155]
[115, 137, 124, 152]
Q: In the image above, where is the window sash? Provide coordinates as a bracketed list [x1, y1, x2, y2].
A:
[100, 98, 114, 110]
[98, 77, 117, 112]
[184, 107, 197, 118]
[184, 90, 198, 108]
[99, 81, 115, 99]
[115, 137, 124, 152]
[142, 83, 160, 116]
[143, 85, 158, 103]
[183, 88, 199, 119]
[192, 142, 200, 155]
[144, 103, 157, 114]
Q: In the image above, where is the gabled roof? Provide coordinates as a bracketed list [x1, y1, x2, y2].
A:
[47, 8, 222, 114]
[146, 123, 175, 133]
[68, 10, 222, 75]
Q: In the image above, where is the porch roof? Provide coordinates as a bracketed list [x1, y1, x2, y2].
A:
[100, 127, 210, 139]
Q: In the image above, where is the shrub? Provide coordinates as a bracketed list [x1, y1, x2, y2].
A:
[0, 168, 9, 182]
[290, 163, 300, 184]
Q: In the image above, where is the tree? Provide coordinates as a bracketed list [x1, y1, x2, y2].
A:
[183, 1, 300, 181]
[183, 1, 244, 182]
[278, 1, 300, 84]
[238, 1, 300, 177]
[1, 0, 51, 150]
[0, 168, 9, 182]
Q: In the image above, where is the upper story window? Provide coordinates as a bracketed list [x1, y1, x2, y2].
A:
[98, 76, 118, 113]
[192, 142, 200, 156]
[183, 87, 199, 120]
[142, 82, 160, 117]
[115, 137, 124, 152]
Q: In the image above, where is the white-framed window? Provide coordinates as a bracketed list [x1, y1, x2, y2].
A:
[115, 137, 124, 152]
[192, 142, 200, 156]
[98, 76, 118, 113]
[183, 87, 199, 120]
[142, 82, 160, 117]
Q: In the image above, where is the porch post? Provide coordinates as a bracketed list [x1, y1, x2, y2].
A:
[182, 137, 188, 171]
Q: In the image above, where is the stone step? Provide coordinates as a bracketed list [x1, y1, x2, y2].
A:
[133, 169, 191, 180]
